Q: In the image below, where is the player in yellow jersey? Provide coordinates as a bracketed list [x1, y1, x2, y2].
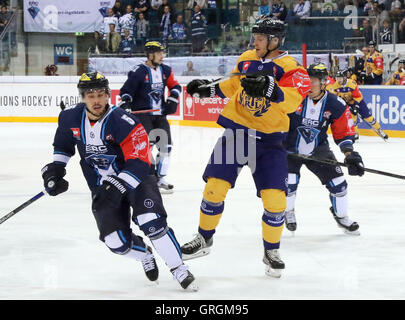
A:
[363, 41, 384, 85]
[180, 18, 310, 278]
[327, 69, 388, 141]
[385, 59, 405, 85]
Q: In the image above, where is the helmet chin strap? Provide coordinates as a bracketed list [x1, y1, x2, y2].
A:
[264, 36, 279, 59]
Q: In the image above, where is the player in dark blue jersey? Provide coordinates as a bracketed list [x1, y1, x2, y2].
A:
[41, 72, 197, 291]
[285, 63, 365, 235]
[120, 41, 181, 193]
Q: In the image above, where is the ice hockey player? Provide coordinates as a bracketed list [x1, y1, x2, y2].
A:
[363, 41, 384, 85]
[41, 72, 197, 291]
[119, 41, 180, 193]
[284, 63, 364, 236]
[181, 18, 311, 278]
[385, 59, 405, 85]
[327, 69, 388, 141]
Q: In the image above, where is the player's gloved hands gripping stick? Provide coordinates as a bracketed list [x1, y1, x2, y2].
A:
[41, 162, 69, 196]
[118, 96, 132, 113]
[162, 96, 178, 115]
[186, 79, 215, 98]
[241, 75, 278, 101]
[344, 151, 364, 176]
[93, 175, 128, 209]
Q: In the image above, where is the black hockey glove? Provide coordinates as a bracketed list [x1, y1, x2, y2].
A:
[93, 175, 128, 210]
[186, 79, 213, 98]
[41, 162, 69, 196]
[241, 75, 278, 101]
[348, 103, 359, 116]
[344, 151, 364, 176]
[118, 96, 132, 113]
[162, 96, 178, 115]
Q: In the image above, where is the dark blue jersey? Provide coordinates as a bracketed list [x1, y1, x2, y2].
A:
[120, 63, 181, 115]
[285, 92, 356, 155]
[52, 103, 151, 192]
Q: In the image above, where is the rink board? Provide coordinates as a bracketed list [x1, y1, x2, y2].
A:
[0, 78, 404, 137]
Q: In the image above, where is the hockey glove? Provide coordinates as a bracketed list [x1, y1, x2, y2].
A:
[162, 96, 178, 115]
[344, 151, 364, 176]
[241, 75, 278, 100]
[93, 175, 128, 210]
[348, 103, 359, 116]
[186, 79, 214, 98]
[41, 162, 69, 196]
[118, 96, 132, 113]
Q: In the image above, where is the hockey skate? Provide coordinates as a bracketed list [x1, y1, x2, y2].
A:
[330, 207, 360, 236]
[263, 249, 285, 278]
[285, 210, 297, 233]
[157, 176, 174, 194]
[171, 264, 199, 291]
[141, 246, 159, 282]
[181, 233, 213, 260]
[376, 128, 388, 141]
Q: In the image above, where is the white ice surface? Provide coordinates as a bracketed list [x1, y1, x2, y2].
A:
[1, 123, 405, 300]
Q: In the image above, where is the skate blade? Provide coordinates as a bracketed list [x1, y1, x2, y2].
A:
[182, 248, 211, 261]
[343, 229, 360, 236]
[265, 266, 282, 278]
[184, 281, 199, 292]
[159, 188, 174, 194]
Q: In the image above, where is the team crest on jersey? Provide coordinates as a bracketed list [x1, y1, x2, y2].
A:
[297, 126, 320, 144]
[242, 62, 251, 73]
[239, 92, 270, 117]
[296, 104, 303, 114]
[323, 111, 332, 119]
[70, 128, 81, 140]
[106, 134, 114, 142]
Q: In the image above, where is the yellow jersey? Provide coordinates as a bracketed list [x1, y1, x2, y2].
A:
[326, 78, 363, 105]
[364, 51, 383, 76]
[385, 70, 405, 85]
[216, 50, 310, 136]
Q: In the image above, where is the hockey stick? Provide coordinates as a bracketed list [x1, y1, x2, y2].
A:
[131, 109, 161, 114]
[0, 191, 46, 225]
[356, 113, 387, 142]
[288, 153, 405, 180]
[198, 69, 275, 89]
[389, 56, 399, 73]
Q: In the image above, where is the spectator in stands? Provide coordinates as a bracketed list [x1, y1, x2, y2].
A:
[118, 28, 136, 54]
[44, 64, 59, 76]
[0, 5, 11, 32]
[119, 4, 136, 37]
[187, 0, 208, 9]
[271, 0, 288, 21]
[380, 19, 393, 43]
[135, 12, 149, 48]
[182, 61, 201, 76]
[105, 23, 121, 53]
[160, 5, 173, 43]
[170, 14, 187, 41]
[102, 8, 119, 40]
[293, 0, 311, 18]
[112, 0, 124, 18]
[360, 18, 374, 44]
[151, 0, 163, 10]
[258, 0, 271, 17]
[135, 0, 150, 19]
[389, 0, 404, 24]
[158, 0, 175, 21]
[364, 0, 374, 14]
[191, 4, 207, 53]
[376, 3, 390, 27]
[89, 31, 106, 54]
